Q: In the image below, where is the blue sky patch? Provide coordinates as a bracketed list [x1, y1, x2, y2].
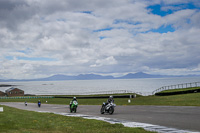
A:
[80, 11, 92, 14]
[17, 57, 56, 61]
[150, 25, 175, 33]
[6, 56, 56, 61]
[17, 48, 33, 54]
[18, 50, 27, 53]
[147, 4, 173, 16]
[93, 27, 113, 32]
[5, 56, 14, 60]
[99, 36, 106, 40]
[147, 2, 198, 17]
[175, 2, 197, 10]
[113, 19, 141, 25]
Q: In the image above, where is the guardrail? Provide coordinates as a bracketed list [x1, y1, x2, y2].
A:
[0, 90, 142, 98]
[80, 90, 142, 95]
[0, 96, 54, 99]
[152, 82, 200, 95]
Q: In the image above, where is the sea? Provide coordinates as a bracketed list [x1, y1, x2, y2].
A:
[0, 77, 200, 96]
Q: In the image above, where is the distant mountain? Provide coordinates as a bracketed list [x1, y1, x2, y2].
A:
[76, 74, 114, 80]
[37, 74, 76, 81]
[0, 72, 200, 82]
[0, 79, 20, 82]
[118, 72, 165, 79]
[38, 74, 114, 81]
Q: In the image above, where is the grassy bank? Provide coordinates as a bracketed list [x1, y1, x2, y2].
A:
[0, 105, 153, 133]
[155, 87, 200, 96]
[131, 93, 200, 106]
[157, 87, 200, 93]
[1, 93, 200, 106]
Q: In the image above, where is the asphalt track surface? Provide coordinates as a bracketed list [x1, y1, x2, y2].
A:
[1, 102, 200, 132]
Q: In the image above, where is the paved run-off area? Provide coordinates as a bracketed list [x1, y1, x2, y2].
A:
[0, 102, 200, 133]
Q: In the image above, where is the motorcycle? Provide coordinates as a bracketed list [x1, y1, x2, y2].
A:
[38, 101, 41, 107]
[100, 102, 116, 115]
[70, 100, 78, 113]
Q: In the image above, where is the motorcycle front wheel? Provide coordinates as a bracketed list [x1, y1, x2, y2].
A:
[100, 107, 105, 114]
[109, 107, 114, 114]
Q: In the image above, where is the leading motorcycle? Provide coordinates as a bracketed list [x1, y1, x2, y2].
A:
[70, 100, 78, 113]
[100, 102, 116, 115]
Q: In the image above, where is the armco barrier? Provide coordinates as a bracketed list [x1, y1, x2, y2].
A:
[0, 96, 54, 99]
[55, 95, 135, 99]
[155, 88, 200, 96]
[152, 82, 200, 95]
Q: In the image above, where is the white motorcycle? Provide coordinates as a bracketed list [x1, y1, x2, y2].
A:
[100, 102, 116, 115]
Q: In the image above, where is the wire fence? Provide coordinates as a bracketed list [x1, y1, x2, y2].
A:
[80, 90, 142, 95]
[0, 90, 141, 98]
[152, 82, 200, 95]
[0, 96, 54, 99]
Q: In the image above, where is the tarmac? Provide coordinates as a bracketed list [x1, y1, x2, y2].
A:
[1, 102, 200, 133]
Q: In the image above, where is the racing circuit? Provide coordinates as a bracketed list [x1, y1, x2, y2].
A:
[0, 102, 200, 133]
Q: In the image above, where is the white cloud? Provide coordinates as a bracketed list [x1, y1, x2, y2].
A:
[0, 0, 199, 79]
[90, 56, 117, 67]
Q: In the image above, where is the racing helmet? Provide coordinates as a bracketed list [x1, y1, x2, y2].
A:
[73, 97, 76, 100]
[109, 95, 113, 99]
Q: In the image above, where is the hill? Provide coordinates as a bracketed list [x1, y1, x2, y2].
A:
[118, 72, 165, 79]
[0, 72, 199, 82]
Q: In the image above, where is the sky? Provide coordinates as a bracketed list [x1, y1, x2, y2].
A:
[0, 0, 200, 79]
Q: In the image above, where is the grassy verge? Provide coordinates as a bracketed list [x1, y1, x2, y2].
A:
[131, 93, 200, 106]
[157, 87, 200, 93]
[0, 105, 153, 133]
[1, 93, 200, 106]
[155, 87, 200, 96]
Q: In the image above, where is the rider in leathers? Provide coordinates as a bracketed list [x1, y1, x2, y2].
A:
[70, 97, 77, 108]
[106, 96, 114, 106]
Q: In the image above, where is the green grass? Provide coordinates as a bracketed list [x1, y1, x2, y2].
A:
[0, 105, 153, 133]
[157, 87, 200, 93]
[129, 93, 200, 106]
[1, 93, 200, 106]
[1, 93, 199, 132]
